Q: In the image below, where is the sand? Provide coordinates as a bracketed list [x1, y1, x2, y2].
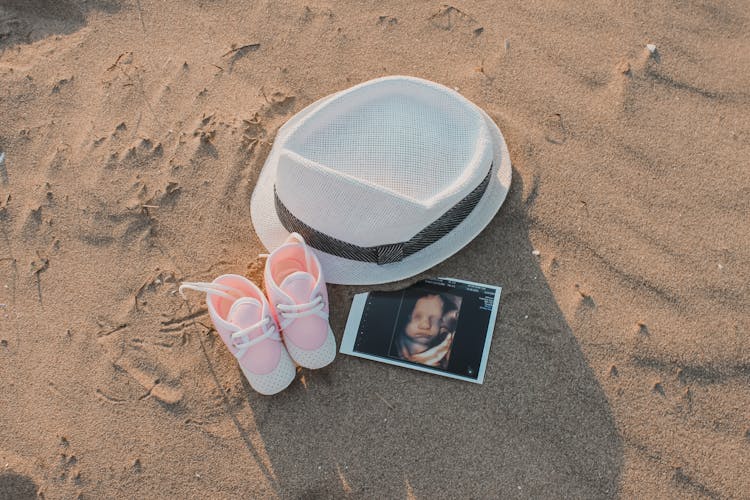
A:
[0, 0, 748, 498]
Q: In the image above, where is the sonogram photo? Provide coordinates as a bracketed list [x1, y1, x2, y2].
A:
[388, 290, 462, 369]
[341, 278, 501, 383]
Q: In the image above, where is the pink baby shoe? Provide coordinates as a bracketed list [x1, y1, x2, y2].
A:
[264, 233, 337, 369]
[179, 274, 296, 395]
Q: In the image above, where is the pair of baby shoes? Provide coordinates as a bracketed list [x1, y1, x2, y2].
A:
[179, 233, 336, 395]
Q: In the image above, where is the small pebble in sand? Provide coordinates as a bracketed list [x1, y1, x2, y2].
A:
[636, 322, 649, 337]
[0, 151, 5, 165]
[646, 43, 657, 54]
[532, 249, 540, 256]
[617, 60, 631, 74]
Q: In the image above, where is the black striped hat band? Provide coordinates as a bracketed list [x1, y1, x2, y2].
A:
[273, 163, 493, 265]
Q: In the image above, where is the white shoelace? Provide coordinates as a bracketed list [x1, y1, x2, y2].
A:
[178, 281, 281, 358]
[178, 281, 244, 301]
[229, 317, 281, 358]
[276, 295, 329, 330]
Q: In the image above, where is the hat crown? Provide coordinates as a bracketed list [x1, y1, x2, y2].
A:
[274, 77, 494, 247]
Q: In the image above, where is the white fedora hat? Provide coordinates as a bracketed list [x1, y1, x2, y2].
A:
[250, 75, 511, 285]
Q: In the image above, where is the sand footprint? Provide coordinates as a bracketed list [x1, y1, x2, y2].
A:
[93, 265, 257, 426]
[19, 181, 56, 239]
[543, 113, 567, 145]
[428, 5, 483, 36]
[599, 45, 662, 116]
[75, 174, 181, 249]
[573, 283, 596, 315]
[95, 272, 188, 409]
[110, 137, 164, 169]
[31, 437, 85, 498]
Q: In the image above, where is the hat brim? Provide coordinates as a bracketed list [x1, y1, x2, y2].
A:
[250, 76, 511, 285]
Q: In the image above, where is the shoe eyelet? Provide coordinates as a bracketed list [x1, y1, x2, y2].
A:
[232, 334, 249, 349]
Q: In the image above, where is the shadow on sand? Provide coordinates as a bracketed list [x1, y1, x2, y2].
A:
[0, 0, 119, 50]
[0, 471, 38, 500]
[236, 169, 623, 498]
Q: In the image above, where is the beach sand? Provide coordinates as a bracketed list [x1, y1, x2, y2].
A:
[0, 1, 748, 497]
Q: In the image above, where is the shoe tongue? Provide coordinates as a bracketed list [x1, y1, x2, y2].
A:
[227, 297, 263, 328]
[279, 271, 316, 303]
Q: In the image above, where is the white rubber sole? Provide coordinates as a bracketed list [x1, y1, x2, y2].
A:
[283, 327, 337, 369]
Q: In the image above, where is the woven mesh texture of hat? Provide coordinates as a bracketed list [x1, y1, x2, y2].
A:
[293, 88, 483, 202]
